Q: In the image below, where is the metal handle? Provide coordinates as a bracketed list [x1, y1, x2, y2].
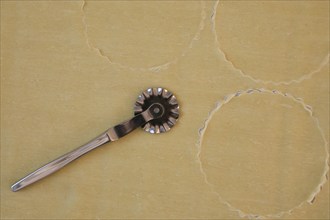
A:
[11, 103, 164, 192]
[11, 133, 109, 192]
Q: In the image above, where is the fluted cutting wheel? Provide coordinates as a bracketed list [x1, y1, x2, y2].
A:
[134, 88, 179, 134]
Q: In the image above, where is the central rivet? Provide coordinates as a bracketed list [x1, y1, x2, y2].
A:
[153, 107, 160, 114]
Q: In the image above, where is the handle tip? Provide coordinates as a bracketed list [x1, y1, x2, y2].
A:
[11, 182, 21, 192]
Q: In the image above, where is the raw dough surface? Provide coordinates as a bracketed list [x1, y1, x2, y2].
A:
[1, 1, 329, 219]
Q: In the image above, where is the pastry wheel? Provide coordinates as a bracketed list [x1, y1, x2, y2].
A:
[11, 87, 179, 192]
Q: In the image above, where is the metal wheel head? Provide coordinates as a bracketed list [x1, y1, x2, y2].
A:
[134, 87, 179, 134]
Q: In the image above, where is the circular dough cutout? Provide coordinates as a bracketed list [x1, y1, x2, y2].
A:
[200, 90, 327, 215]
[215, 1, 329, 82]
[84, 1, 202, 70]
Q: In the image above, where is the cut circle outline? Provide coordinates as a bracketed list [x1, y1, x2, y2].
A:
[196, 88, 329, 218]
